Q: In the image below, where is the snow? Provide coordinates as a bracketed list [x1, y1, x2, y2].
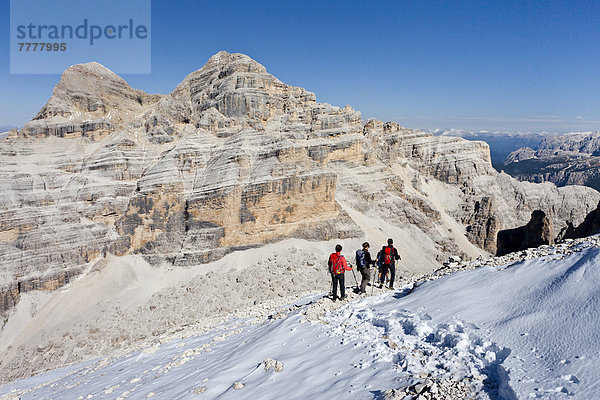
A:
[396, 246, 600, 399]
[1, 240, 600, 399]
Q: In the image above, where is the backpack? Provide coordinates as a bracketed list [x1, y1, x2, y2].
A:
[355, 249, 366, 269]
[376, 249, 384, 267]
[331, 253, 346, 275]
[383, 246, 395, 265]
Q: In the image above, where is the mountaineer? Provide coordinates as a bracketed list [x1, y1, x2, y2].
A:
[378, 238, 401, 290]
[355, 242, 375, 294]
[328, 244, 351, 301]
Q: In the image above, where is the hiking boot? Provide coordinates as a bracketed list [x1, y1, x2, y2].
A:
[389, 286, 395, 290]
[341, 294, 347, 300]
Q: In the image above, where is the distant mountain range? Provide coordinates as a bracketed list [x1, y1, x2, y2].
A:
[0, 126, 17, 140]
[500, 131, 600, 191]
[431, 129, 600, 192]
[430, 129, 548, 169]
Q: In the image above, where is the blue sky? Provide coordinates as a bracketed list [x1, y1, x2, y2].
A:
[1, 0, 599, 132]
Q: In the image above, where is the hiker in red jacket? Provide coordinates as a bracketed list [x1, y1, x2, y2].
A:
[378, 238, 401, 290]
[328, 244, 351, 301]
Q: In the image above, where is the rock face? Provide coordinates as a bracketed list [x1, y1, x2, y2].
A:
[0, 267, 81, 314]
[558, 201, 600, 240]
[463, 197, 499, 253]
[496, 210, 554, 256]
[502, 132, 600, 191]
[1, 52, 599, 313]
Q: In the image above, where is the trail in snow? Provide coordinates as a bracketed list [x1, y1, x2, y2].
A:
[0, 291, 500, 400]
[395, 245, 600, 399]
[1, 236, 599, 400]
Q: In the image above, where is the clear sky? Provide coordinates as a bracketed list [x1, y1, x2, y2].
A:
[1, 0, 599, 133]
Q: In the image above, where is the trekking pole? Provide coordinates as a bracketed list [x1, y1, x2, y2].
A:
[371, 266, 376, 295]
[329, 274, 334, 299]
[351, 265, 359, 291]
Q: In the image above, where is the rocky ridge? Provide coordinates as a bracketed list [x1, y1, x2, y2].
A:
[1, 51, 600, 316]
[249, 235, 600, 400]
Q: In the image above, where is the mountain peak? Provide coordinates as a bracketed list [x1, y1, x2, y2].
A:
[57, 62, 130, 92]
[173, 51, 268, 95]
[203, 51, 267, 73]
[24, 61, 150, 128]
[167, 51, 319, 124]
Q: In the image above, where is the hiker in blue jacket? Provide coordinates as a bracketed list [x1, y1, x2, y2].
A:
[356, 242, 376, 294]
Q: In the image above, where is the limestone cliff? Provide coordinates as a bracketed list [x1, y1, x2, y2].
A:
[1, 52, 599, 313]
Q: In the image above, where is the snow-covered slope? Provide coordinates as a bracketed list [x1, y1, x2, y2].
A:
[1, 237, 599, 400]
[396, 244, 600, 399]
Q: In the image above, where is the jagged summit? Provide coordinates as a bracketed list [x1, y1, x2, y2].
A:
[21, 51, 345, 140]
[166, 51, 322, 134]
[24, 61, 158, 137]
[182, 51, 269, 81]
[171, 51, 269, 98]
[63, 61, 127, 81]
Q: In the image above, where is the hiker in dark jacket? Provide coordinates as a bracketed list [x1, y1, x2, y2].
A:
[356, 242, 375, 294]
[328, 244, 351, 301]
[376, 247, 385, 283]
[378, 238, 401, 290]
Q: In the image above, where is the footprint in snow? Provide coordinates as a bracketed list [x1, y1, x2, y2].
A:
[419, 313, 432, 321]
[562, 374, 579, 384]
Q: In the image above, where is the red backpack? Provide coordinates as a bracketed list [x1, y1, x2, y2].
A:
[331, 253, 345, 274]
[383, 246, 394, 265]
